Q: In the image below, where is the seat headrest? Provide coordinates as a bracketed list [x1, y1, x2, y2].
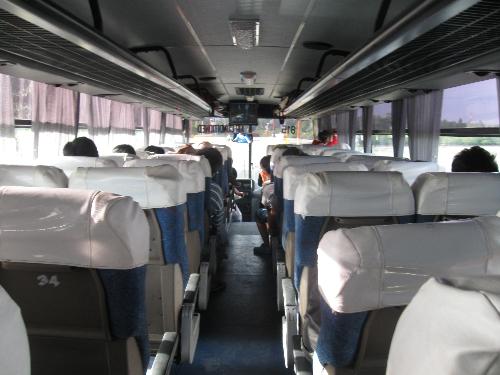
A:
[317, 216, 500, 313]
[373, 160, 441, 185]
[213, 144, 231, 160]
[69, 166, 186, 208]
[0, 186, 149, 269]
[274, 155, 341, 179]
[301, 144, 351, 155]
[99, 153, 137, 166]
[413, 172, 500, 216]
[294, 171, 414, 217]
[283, 162, 368, 200]
[35, 156, 118, 176]
[270, 147, 289, 171]
[0, 286, 30, 375]
[346, 154, 409, 169]
[320, 149, 361, 157]
[0, 165, 68, 187]
[124, 159, 205, 193]
[387, 277, 500, 375]
[148, 154, 211, 177]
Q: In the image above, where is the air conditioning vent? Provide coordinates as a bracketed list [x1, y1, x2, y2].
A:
[235, 87, 264, 96]
[0, 2, 210, 118]
[287, 0, 500, 118]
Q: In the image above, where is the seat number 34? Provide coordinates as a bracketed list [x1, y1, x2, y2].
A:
[37, 274, 61, 287]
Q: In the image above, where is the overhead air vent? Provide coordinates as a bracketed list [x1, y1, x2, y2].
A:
[229, 19, 260, 50]
[235, 87, 264, 96]
[0, 1, 210, 118]
[286, 0, 500, 118]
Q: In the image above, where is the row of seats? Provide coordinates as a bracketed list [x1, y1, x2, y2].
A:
[267, 145, 500, 374]
[0, 149, 233, 374]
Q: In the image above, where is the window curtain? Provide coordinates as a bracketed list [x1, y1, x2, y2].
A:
[32, 82, 77, 158]
[407, 90, 443, 162]
[317, 114, 332, 132]
[109, 101, 135, 151]
[362, 106, 374, 153]
[147, 109, 162, 145]
[348, 110, 358, 150]
[497, 78, 500, 125]
[0, 74, 16, 155]
[79, 93, 111, 153]
[159, 113, 167, 144]
[391, 99, 407, 157]
[332, 111, 350, 145]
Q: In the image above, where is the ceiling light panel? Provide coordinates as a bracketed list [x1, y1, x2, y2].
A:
[229, 19, 260, 50]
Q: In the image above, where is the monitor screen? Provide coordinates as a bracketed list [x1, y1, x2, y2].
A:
[229, 102, 258, 125]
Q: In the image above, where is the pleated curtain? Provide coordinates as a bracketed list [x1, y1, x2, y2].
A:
[0, 74, 16, 155]
[32, 82, 77, 158]
[332, 111, 350, 145]
[391, 99, 407, 158]
[362, 106, 374, 153]
[407, 90, 443, 161]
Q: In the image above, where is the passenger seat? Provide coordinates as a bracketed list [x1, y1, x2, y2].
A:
[0, 186, 150, 374]
[0, 164, 68, 187]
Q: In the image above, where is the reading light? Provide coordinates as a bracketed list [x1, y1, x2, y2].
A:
[229, 19, 260, 50]
[241, 71, 256, 85]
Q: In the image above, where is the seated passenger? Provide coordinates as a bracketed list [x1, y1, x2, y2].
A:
[229, 168, 244, 198]
[258, 155, 272, 187]
[312, 130, 330, 146]
[176, 144, 196, 155]
[62, 137, 99, 157]
[327, 129, 339, 146]
[254, 180, 277, 255]
[197, 141, 213, 149]
[144, 145, 165, 155]
[196, 147, 227, 291]
[451, 146, 498, 172]
[282, 147, 308, 157]
[112, 144, 136, 155]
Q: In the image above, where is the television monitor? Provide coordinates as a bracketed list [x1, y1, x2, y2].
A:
[229, 102, 258, 125]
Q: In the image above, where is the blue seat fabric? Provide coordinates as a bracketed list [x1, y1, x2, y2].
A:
[187, 191, 205, 244]
[316, 296, 368, 368]
[282, 198, 295, 248]
[98, 266, 149, 373]
[294, 214, 326, 290]
[154, 205, 190, 286]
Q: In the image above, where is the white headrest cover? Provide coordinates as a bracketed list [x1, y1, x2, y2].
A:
[266, 144, 276, 155]
[387, 278, 500, 375]
[99, 153, 137, 167]
[214, 144, 231, 160]
[317, 216, 500, 313]
[413, 172, 500, 216]
[373, 160, 440, 185]
[36, 156, 118, 176]
[346, 154, 408, 169]
[0, 286, 30, 375]
[69, 166, 186, 208]
[320, 149, 359, 157]
[275, 155, 340, 179]
[270, 147, 289, 171]
[148, 154, 211, 177]
[124, 159, 204, 193]
[0, 186, 149, 269]
[0, 165, 68, 187]
[294, 171, 414, 217]
[283, 163, 368, 200]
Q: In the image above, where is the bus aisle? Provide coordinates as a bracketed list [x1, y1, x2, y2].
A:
[173, 222, 293, 375]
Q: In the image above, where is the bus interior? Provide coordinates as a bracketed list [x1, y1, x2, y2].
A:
[0, 0, 500, 374]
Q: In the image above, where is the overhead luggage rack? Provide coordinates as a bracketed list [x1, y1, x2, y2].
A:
[0, 0, 211, 119]
[285, 0, 500, 118]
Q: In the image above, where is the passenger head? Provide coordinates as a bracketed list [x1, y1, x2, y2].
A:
[112, 144, 136, 155]
[451, 146, 498, 172]
[282, 147, 308, 157]
[260, 155, 271, 174]
[176, 144, 196, 155]
[196, 147, 223, 177]
[197, 141, 213, 149]
[317, 130, 330, 143]
[144, 145, 165, 155]
[71, 137, 99, 157]
[62, 141, 74, 156]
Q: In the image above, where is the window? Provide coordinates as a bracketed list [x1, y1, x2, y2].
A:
[441, 79, 499, 129]
[438, 136, 500, 171]
[373, 102, 392, 131]
[11, 77, 32, 121]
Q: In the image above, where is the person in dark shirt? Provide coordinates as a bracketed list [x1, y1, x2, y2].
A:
[451, 146, 498, 172]
[258, 155, 272, 187]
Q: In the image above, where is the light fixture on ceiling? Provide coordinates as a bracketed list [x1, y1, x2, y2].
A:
[240, 71, 256, 85]
[229, 19, 260, 50]
[246, 96, 255, 102]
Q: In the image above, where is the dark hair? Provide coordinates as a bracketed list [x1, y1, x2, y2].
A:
[196, 147, 223, 176]
[282, 147, 308, 157]
[317, 130, 330, 143]
[176, 144, 196, 155]
[113, 144, 136, 155]
[144, 145, 165, 155]
[451, 146, 498, 172]
[260, 155, 271, 174]
[68, 137, 99, 157]
[62, 141, 74, 156]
